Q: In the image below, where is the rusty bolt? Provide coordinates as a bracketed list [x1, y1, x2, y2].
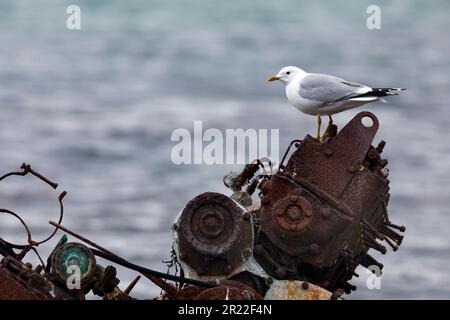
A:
[324, 148, 333, 157]
[259, 180, 269, 193]
[301, 282, 309, 290]
[377, 140, 386, 153]
[379, 159, 388, 168]
[368, 148, 380, 161]
[331, 288, 345, 300]
[19, 269, 31, 280]
[286, 205, 302, 221]
[29, 273, 47, 288]
[254, 244, 264, 256]
[310, 243, 320, 255]
[321, 207, 331, 219]
[305, 208, 313, 217]
[34, 265, 43, 274]
[265, 277, 274, 286]
[224, 265, 233, 275]
[275, 267, 287, 278]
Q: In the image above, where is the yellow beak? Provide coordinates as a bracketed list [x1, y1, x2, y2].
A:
[267, 76, 280, 82]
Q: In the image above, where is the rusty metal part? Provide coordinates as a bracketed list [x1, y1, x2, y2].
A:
[104, 287, 134, 300]
[330, 288, 345, 300]
[279, 140, 302, 168]
[255, 111, 405, 294]
[161, 280, 262, 300]
[229, 271, 269, 297]
[259, 173, 353, 262]
[284, 111, 379, 197]
[92, 266, 121, 297]
[166, 284, 208, 300]
[230, 190, 253, 208]
[273, 194, 313, 232]
[264, 280, 331, 300]
[176, 192, 253, 276]
[232, 163, 260, 191]
[123, 275, 141, 295]
[194, 280, 262, 300]
[0, 163, 218, 300]
[0, 256, 77, 300]
[0, 208, 37, 247]
[322, 124, 338, 143]
[48, 221, 189, 296]
[50, 242, 97, 291]
[0, 163, 58, 189]
[0, 163, 66, 249]
[0, 238, 16, 258]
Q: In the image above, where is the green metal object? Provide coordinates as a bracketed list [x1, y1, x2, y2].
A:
[51, 242, 96, 290]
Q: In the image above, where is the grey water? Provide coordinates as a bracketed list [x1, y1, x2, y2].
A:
[0, 0, 449, 299]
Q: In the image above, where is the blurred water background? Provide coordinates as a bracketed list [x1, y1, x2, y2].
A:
[1, 0, 449, 299]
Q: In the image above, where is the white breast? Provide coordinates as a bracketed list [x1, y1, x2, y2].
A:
[285, 77, 321, 115]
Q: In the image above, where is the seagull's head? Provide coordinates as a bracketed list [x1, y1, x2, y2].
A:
[267, 66, 305, 85]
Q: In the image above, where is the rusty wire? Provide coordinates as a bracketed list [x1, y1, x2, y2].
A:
[163, 245, 185, 289]
[0, 208, 36, 247]
[279, 139, 302, 169]
[0, 163, 65, 252]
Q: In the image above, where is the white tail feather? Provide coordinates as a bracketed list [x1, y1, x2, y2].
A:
[348, 97, 379, 102]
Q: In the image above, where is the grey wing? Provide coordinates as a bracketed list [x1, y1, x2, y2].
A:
[299, 74, 370, 104]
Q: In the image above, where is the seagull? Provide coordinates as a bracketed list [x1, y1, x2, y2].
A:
[267, 66, 405, 141]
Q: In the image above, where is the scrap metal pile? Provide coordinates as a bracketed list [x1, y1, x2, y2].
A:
[0, 111, 405, 300]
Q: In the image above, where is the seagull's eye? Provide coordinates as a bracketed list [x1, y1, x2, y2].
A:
[286, 71, 291, 75]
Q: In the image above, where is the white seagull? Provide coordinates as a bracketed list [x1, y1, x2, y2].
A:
[267, 66, 405, 140]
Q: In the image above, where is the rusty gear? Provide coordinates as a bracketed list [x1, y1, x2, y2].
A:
[175, 192, 253, 276]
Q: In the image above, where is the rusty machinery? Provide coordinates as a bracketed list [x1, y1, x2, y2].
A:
[0, 111, 405, 300]
[0, 163, 255, 300]
[173, 111, 405, 299]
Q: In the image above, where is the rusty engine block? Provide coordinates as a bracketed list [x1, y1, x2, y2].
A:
[173, 111, 405, 298]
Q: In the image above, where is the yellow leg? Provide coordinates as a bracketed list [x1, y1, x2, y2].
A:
[316, 115, 322, 141]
